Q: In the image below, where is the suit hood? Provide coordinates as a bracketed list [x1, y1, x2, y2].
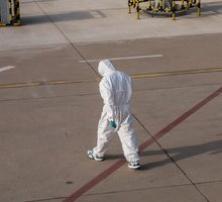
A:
[98, 59, 116, 77]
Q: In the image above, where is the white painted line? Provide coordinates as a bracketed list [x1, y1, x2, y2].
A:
[0, 66, 15, 73]
[79, 54, 163, 63]
[90, 11, 102, 18]
[202, 11, 216, 14]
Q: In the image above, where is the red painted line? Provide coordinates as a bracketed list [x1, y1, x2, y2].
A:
[64, 159, 125, 202]
[139, 86, 222, 151]
[64, 87, 222, 202]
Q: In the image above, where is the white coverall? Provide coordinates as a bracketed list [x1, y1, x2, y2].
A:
[93, 59, 140, 163]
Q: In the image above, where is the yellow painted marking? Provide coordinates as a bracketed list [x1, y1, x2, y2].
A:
[0, 80, 95, 89]
[132, 67, 222, 79]
[0, 67, 222, 89]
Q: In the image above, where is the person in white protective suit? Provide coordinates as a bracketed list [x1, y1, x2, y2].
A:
[87, 59, 140, 169]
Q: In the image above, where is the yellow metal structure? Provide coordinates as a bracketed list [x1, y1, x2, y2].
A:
[128, 0, 201, 19]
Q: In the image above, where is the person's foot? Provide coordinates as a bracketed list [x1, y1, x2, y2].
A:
[87, 150, 104, 161]
[128, 161, 141, 169]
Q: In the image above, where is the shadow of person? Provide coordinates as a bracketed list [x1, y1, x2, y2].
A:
[140, 139, 222, 170]
[105, 153, 123, 160]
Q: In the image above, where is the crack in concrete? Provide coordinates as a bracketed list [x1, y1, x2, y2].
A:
[133, 113, 211, 202]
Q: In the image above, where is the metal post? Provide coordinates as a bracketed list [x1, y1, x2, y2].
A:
[172, 0, 176, 20]
[136, 0, 140, 19]
[197, 0, 201, 16]
[128, 0, 132, 14]
[147, 0, 152, 10]
[181, 0, 185, 9]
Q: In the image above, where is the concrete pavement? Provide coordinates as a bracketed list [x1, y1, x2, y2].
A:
[0, 0, 222, 202]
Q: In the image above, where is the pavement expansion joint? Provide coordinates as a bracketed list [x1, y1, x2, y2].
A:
[134, 83, 222, 94]
[84, 183, 192, 197]
[22, 180, 222, 202]
[0, 92, 99, 103]
[23, 196, 66, 202]
[32, 0, 100, 78]
[64, 87, 221, 202]
[132, 67, 222, 79]
[195, 179, 222, 185]
[0, 79, 97, 89]
[132, 91, 222, 202]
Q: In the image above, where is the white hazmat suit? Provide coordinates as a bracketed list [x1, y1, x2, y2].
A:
[92, 59, 140, 164]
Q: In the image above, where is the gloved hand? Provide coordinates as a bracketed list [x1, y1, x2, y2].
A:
[110, 120, 117, 128]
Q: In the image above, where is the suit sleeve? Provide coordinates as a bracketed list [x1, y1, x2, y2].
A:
[99, 78, 114, 120]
